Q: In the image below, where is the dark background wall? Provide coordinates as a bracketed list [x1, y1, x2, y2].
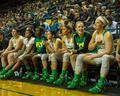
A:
[0, 0, 27, 11]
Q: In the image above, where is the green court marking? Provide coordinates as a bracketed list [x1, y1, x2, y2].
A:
[0, 88, 33, 96]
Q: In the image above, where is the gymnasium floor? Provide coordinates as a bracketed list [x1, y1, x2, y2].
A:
[0, 79, 119, 96]
[0, 80, 105, 96]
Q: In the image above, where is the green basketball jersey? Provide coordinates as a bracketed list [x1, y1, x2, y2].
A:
[34, 37, 46, 54]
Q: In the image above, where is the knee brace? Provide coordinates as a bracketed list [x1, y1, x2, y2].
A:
[75, 54, 85, 74]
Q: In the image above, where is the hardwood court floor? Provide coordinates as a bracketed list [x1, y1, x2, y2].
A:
[0, 80, 106, 96]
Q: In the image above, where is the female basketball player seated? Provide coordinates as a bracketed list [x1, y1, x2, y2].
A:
[0, 27, 35, 80]
[67, 16, 115, 94]
[54, 21, 91, 86]
[39, 30, 62, 81]
[0, 28, 24, 79]
[21, 27, 47, 81]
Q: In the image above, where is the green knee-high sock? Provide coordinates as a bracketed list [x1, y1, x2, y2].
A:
[32, 66, 39, 80]
[89, 76, 105, 93]
[79, 71, 87, 86]
[98, 76, 106, 87]
[46, 69, 58, 83]
[74, 74, 80, 80]
[61, 70, 66, 77]
[53, 70, 67, 85]
[67, 74, 80, 89]
[99, 76, 105, 81]
[40, 68, 48, 81]
[0, 68, 7, 75]
[0, 69, 14, 80]
[60, 70, 68, 82]
[51, 69, 57, 76]
[42, 68, 47, 73]
[96, 76, 106, 88]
